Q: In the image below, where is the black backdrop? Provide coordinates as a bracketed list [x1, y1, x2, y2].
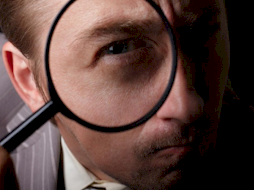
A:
[226, 0, 254, 106]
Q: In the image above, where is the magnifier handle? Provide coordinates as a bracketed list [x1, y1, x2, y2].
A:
[0, 101, 57, 153]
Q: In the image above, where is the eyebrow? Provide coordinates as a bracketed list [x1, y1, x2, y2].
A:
[70, 4, 219, 47]
[180, 5, 220, 28]
[90, 19, 163, 37]
[72, 17, 165, 46]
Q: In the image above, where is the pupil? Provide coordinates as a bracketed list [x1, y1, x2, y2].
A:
[109, 43, 128, 54]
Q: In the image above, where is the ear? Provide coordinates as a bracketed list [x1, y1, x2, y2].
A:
[2, 42, 44, 112]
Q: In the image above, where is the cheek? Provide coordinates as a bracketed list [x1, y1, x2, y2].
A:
[71, 123, 140, 171]
[179, 20, 230, 118]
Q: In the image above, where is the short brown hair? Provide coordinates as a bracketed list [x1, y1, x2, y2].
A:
[0, 0, 62, 95]
[0, 0, 52, 59]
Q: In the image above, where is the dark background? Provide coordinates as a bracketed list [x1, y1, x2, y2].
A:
[225, 0, 254, 106]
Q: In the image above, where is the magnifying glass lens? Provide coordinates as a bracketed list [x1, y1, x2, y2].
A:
[48, 0, 175, 128]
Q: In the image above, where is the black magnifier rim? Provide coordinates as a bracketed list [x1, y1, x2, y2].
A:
[45, 0, 177, 132]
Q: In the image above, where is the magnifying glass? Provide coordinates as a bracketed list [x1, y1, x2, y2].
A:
[1, 0, 177, 152]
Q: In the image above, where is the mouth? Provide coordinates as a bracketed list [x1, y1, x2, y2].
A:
[135, 116, 208, 160]
[140, 144, 194, 172]
[153, 144, 192, 158]
[139, 139, 194, 160]
[150, 131, 196, 155]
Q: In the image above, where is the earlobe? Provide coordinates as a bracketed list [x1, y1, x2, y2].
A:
[2, 42, 44, 112]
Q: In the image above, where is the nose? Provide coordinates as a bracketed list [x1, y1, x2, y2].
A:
[156, 58, 204, 123]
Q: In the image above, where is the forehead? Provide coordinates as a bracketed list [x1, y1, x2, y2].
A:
[51, 0, 222, 39]
[56, 0, 159, 30]
[38, 0, 224, 42]
[51, 0, 222, 22]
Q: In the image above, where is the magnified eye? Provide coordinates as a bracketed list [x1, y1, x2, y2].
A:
[104, 38, 150, 55]
[107, 41, 130, 54]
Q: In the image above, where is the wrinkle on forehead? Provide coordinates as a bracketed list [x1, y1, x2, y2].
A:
[59, 0, 158, 31]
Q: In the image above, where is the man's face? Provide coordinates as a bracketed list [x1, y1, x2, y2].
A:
[37, 0, 229, 189]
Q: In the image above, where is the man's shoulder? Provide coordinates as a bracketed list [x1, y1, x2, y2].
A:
[6, 105, 62, 190]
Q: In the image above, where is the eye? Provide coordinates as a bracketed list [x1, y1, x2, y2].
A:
[103, 38, 150, 55]
[107, 41, 131, 55]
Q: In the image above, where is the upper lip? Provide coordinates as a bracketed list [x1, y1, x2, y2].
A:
[154, 142, 191, 152]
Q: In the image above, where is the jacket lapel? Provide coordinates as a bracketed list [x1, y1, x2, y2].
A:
[7, 105, 61, 190]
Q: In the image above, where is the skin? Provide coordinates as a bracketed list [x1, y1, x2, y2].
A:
[2, 0, 230, 189]
[0, 147, 19, 189]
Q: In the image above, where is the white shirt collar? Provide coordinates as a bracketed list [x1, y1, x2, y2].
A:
[62, 138, 96, 190]
[61, 138, 128, 190]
